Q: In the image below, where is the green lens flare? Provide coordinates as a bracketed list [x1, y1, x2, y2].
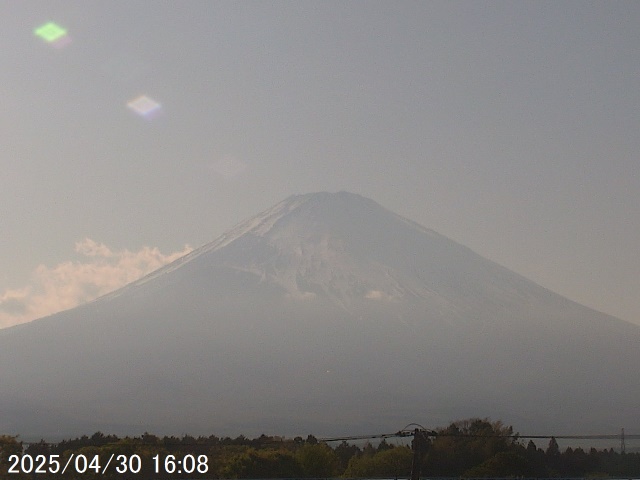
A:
[34, 22, 67, 43]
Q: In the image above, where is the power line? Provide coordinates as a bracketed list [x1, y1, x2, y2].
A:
[319, 427, 639, 480]
[15, 428, 640, 447]
[319, 430, 640, 443]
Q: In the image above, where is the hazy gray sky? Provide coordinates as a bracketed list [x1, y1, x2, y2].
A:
[1, 1, 639, 327]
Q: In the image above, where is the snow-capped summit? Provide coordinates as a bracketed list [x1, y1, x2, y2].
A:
[117, 191, 555, 314]
[1, 192, 639, 438]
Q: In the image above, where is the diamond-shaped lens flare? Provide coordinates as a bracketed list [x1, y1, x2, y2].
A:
[127, 95, 162, 118]
[35, 22, 71, 48]
[35, 22, 66, 42]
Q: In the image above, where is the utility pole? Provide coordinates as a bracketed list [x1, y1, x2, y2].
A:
[621, 428, 626, 454]
[410, 428, 429, 480]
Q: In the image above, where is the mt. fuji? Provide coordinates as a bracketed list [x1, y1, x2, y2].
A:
[1, 192, 639, 439]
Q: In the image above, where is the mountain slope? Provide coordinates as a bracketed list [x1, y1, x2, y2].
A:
[1, 191, 638, 439]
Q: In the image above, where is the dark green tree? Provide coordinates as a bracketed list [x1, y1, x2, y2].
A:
[345, 446, 412, 478]
[334, 440, 360, 470]
[296, 443, 339, 477]
[464, 451, 532, 477]
[423, 418, 517, 476]
[221, 448, 302, 479]
[0, 436, 26, 479]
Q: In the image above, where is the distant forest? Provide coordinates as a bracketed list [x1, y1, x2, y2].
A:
[2, 419, 639, 479]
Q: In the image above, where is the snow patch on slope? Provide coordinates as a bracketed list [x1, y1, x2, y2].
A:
[103, 195, 315, 297]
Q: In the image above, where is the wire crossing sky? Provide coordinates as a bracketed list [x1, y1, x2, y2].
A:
[1, 1, 639, 328]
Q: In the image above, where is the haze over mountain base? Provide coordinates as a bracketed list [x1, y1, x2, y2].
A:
[1, 192, 638, 439]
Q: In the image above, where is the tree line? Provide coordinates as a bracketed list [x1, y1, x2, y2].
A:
[1, 418, 638, 479]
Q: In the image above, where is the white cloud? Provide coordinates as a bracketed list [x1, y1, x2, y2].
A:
[364, 290, 397, 301]
[0, 238, 192, 329]
[364, 290, 384, 299]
